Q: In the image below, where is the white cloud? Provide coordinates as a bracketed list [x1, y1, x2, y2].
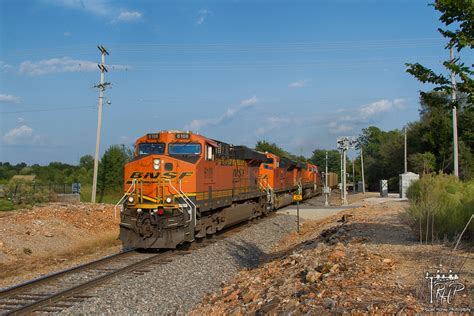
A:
[186, 96, 259, 131]
[18, 117, 26, 124]
[197, 9, 211, 25]
[0, 61, 14, 73]
[358, 99, 405, 120]
[327, 122, 354, 134]
[18, 57, 130, 76]
[327, 98, 406, 134]
[240, 95, 259, 107]
[0, 93, 21, 104]
[255, 117, 292, 136]
[116, 11, 142, 22]
[45, 0, 109, 16]
[288, 79, 308, 89]
[44, 0, 142, 23]
[63, 31, 72, 37]
[2, 125, 33, 144]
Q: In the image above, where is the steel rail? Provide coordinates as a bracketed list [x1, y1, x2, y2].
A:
[4, 252, 169, 315]
[0, 250, 136, 301]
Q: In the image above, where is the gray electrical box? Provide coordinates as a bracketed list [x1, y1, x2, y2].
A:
[357, 181, 364, 192]
[399, 172, 419, 198]
[380, 179, 388, 197]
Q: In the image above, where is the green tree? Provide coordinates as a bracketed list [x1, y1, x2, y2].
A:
[255, 140, 287, 158]
[407, 91, 473, 178]
[309, 149, 341, 173]
[255, 140, 307, 162]
[408, 152, 437, 174]
[79, 155, 94, 170]
[98, 145, 132, 201]
[358, 126, 404, 191]
[405, 0, 473, 102]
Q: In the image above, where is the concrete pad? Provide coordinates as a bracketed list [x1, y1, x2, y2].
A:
[276, 204, 359, 221]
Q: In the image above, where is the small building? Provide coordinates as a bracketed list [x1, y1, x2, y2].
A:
[399, 172, 419, 199]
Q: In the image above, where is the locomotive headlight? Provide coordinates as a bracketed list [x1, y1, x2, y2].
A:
[153, 159, 161, 170]
[165, 197, 172, 204]
[128, 196, 135, 203]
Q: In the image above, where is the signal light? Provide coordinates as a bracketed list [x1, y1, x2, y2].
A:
[157, 208, 165, 215]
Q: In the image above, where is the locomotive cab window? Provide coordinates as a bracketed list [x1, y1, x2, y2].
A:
[168, 143, 201, 155]
[138, 143, 165, 156]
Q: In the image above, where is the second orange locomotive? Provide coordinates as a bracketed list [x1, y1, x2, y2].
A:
[120, 131, 321, 249]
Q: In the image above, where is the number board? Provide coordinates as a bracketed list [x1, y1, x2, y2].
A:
[175, 133, 190, 139]
[293, 194, 303, 201]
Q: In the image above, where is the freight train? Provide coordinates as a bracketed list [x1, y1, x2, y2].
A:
[119, 131, 323, 249]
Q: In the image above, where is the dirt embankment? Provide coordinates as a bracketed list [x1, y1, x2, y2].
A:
[193, 200, 473, 314]
[0, 203, 121, 288]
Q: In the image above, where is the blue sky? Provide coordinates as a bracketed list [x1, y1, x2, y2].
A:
[0, 0, 463, 164]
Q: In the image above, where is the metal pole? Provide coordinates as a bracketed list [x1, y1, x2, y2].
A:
[404, 127, 407, 174]
[450, 47, 459, 177]
[342, 149, 347, 205]
[296, 201, 300, 233]
[360, 147, 365, 194]
[325, 151, 328, 206]
[91, 45, 109, 203]
[352, 158, 355, 193]
[340, 150, 343, 202]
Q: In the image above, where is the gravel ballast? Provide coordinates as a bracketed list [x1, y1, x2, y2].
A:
[61, 214, 297, 314]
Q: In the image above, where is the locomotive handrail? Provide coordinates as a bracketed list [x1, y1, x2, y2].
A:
[179, 180, 197, 226]
[166, 179, 193, 225]
[114, 179, 136, 220]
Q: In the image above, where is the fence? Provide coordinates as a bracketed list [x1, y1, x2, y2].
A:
[0, 182, 81, 204]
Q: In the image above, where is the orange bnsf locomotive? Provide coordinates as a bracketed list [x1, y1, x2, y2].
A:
[119, 131, 322, 249]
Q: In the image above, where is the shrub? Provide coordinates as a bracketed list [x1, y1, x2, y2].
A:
[0, 199, 16, 211]
[406, 174, 474, 243]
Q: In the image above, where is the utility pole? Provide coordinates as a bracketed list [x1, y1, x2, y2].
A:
[340, 149, 343, 202]
[324, 151, 329, 206]
[342, 149, 347, 205]
[404, 127, 408, 174]
[337, 136, 356, 205]
[352, 158, 355, 193]
[360, 147, 365, 194]
[91, 45, 110, 203]
[450, 47, 459, 177]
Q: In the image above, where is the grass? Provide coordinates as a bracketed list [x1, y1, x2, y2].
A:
[0, 199, 16, 211]
[406, 174, 474, 243]
[80, 184, 123, 204]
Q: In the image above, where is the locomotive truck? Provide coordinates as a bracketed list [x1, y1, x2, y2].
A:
[119, 131, 322, 249]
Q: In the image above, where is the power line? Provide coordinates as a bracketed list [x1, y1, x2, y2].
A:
[0, 38, 444, 60]
[0, 105, 96, 114]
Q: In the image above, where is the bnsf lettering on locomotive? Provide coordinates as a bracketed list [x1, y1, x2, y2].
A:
[162, 172, 177, 179]
[130, 172, 143, 179]
[144, 172, 160, 179]
[129, 171, 192, 180]
[130, 172, 160, 179]
[179, 171, 193, 179]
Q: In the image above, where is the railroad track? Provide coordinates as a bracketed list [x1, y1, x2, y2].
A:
[0, 213, 278, 315]
[0, 250, 176, 315]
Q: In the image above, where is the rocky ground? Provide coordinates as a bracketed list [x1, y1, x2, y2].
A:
[192, 198, 473, 314]
[0, 203, 121, 288]
[60, 214, 299, 314]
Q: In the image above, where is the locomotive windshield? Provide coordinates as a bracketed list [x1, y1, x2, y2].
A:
[169, 143, 201, 155]
[138, 143, 165, 156]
